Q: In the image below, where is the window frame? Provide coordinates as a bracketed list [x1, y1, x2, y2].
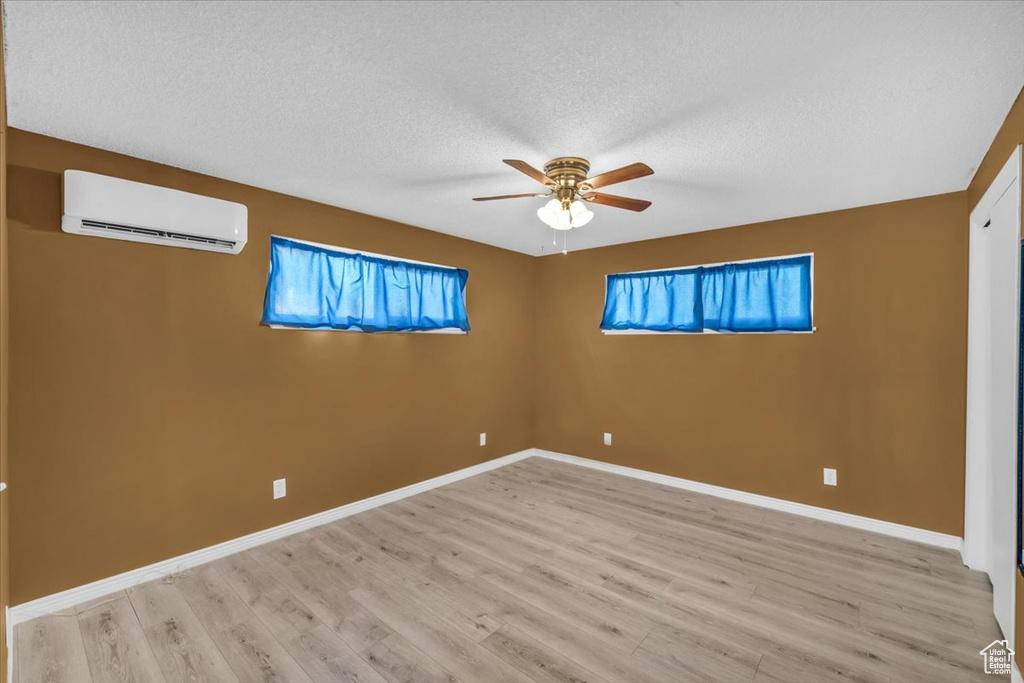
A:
[265, 235, 468, 334]
[601, 252, 815, 335]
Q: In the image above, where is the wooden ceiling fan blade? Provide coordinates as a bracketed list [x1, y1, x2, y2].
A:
[583, 162, 653, 190]
[503, 159, 556, 187]
[582, 192, 652, 212]
[472, 192, 549, 201]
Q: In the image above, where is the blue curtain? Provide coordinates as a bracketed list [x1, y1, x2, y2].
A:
[600, 255, 812, 332]
[261, 236, 470, 332]
[600, 267, 703, 331]
[702, 255, 812, 332]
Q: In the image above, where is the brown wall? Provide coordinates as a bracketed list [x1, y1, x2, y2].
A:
[6, 129, 537, 604]
[965, 87, 1024, 659]
[1019, 571, 1023, 664]
[534, 192, 969, 536]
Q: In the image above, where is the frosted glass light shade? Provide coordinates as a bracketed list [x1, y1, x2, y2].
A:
[552, 209, 572, 230]
[569, 200, 594, 227]
[537, 199, 561, 228]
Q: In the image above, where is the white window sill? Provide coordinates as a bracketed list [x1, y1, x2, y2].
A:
[601, 328, 816, 335]
[269, 325, 466, 335]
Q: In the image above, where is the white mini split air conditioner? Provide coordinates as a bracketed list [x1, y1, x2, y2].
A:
[62, 170, 248, 254]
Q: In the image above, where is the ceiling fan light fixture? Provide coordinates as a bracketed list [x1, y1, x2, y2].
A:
[552, 209, 572, 231]
[569, 200, 594, 228]
[537, 198, 574, 230]
[536, 198, 561, 228]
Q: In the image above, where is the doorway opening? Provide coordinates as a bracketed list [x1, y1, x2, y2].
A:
[965, 144, 1022, 644]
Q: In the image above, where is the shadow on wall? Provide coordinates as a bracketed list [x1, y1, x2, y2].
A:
[7, 167, 62, 232]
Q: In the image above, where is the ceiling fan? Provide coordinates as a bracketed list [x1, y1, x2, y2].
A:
[473, 157, 653, 231]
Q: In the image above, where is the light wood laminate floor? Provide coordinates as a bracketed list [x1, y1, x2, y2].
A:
[16, 458, 1006, 682]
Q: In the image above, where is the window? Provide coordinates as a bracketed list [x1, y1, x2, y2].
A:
[261, 236, 470, 332]
[599, 267, 704, 332]
[601, 254, 813, 333]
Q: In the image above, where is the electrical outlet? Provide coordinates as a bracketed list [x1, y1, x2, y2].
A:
[273, 478, 287, 499]
[604, 433, 612, 446]
[480, 432, 487, 446]
[823, 468, 837, 486]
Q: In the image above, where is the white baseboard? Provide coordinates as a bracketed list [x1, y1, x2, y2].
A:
[530, 449, 964, 552]
[8, 449, 533, 626]
[9, 445, 967, 628]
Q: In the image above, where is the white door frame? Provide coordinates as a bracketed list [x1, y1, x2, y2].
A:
[964, 144, 1021, 644]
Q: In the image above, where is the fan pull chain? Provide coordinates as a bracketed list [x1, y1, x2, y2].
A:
[562, 230, 568, 255]
[552, 229, 556, 245]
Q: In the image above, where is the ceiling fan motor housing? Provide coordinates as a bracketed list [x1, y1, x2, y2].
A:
[544, 157, 591, 208]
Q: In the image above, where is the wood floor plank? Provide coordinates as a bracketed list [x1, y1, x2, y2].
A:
[214, 550, 388, 683]
[476, 562, 649, 655]
[282, 624, 388, 683]
[749, 579, 861, 628]
[752, 651, 890, 683]
[15, 614, 92, 683]
[346, 535, 505, 642]
[453, 477, 637, 544]
[483, 596, 676, 683]
[213, 551, 323, 640]
[330, 507, 673, 682]
[77, 595, 167, 683]
[128, 580, 239, 683]
[481, 468, 715, 544]
[175, 566, 313, 683]
[359, 633, 459, 683]
[353, 530, 677, 683]
[407, 488, 673, 591]
[74, 592, 129, 616]
[633, 626, 763, 682]
[249, 537, 395, 653]
[600, 569, 897, 682]
[857, 603, 1000, 682]
[349, 579, 536, 683]
[479, 624, 611, 683]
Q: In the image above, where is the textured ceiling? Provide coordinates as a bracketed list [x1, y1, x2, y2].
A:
[4, 1, 1023, 255]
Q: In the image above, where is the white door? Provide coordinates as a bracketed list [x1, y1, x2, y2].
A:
[965, 144, 1021, 645]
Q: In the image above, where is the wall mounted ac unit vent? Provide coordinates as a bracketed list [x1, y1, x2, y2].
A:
[62, 170, 248, 254]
